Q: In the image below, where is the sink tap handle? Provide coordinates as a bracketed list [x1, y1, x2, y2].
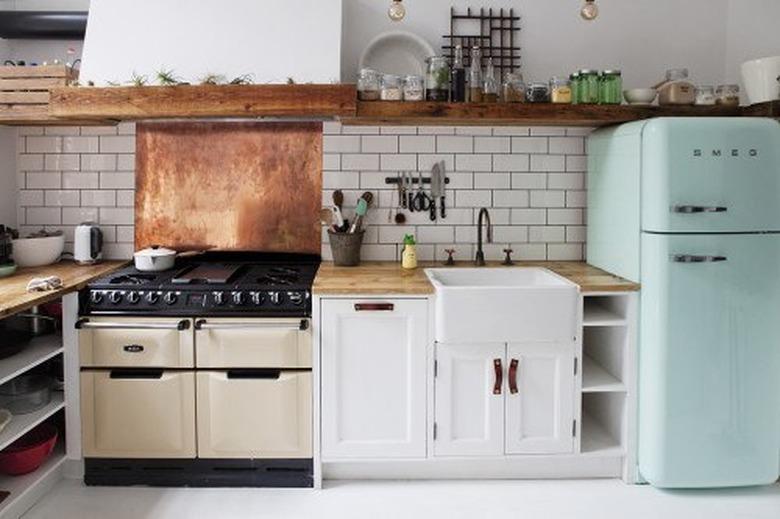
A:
[502, 247, 514, 266]
[444, 248, 456, 266]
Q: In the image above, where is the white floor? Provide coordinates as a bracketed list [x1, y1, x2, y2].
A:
[22, 478, 780, 519]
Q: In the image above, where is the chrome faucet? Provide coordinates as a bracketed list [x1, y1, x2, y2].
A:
[475, 207, 492, 266]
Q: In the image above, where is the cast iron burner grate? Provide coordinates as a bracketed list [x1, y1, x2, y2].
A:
[109, 274, 157, 285]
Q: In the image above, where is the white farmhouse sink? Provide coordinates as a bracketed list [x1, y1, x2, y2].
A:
[426, 268, 579, 343]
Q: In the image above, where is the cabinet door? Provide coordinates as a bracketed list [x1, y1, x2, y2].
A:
[434, 343, 505, 457]
[321, 299, 427, 459]
[505, 342, 575, 454]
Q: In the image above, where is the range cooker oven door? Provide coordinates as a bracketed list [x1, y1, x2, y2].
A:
[78, 317, 196, 458]
[196, 370, 312, 459]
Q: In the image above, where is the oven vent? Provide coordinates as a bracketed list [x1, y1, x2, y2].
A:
[0, 11, 87, 39]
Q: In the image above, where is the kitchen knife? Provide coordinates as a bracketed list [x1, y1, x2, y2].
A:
[429, 163, 440, 221]
[438, 160, 447, 219]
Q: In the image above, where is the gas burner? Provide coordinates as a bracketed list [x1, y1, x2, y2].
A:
[268, 267, 300, 276]
[109, 274, 157, 285]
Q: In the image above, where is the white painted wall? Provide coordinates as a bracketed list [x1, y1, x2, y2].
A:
[0, 128, 17, 227]
[724, 0, 780, 86]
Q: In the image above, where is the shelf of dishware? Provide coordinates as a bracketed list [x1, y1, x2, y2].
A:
[0, 335, 63, 387]
[0, 440, 66, 517]
[0, 393, 64, 453]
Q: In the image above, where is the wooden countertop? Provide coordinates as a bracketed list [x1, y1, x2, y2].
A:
[313, 261, 640, 295]
[0, 261, 126, 318]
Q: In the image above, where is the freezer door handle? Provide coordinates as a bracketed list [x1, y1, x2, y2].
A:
[670, 254, 728, 263]
[671, 205, 728, 214]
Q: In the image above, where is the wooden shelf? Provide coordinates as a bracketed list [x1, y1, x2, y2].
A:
[742, 100, 780, 117]
[580, 413, 623, 455]
[0, 335, 62, 387]
[345, 101, 743, 127]
[0, 393, 64, 452]
[582, 356, 625, 393]
[0, 441, 65, 517]
[49, 84, 357, 121]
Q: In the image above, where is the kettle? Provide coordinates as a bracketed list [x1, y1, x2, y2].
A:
[74, 222, 103, 265]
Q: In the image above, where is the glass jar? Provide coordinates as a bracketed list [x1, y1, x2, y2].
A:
[570, 72, 581, 105]
[425, 56, 450, 101]
[550, 76, 572, 104]
[403, 75, 424, 101]
[502, 71, 525, 103]
[658, 68, 695, 105]
[526, 82, 550, 103]
[468, 46, 483, 102]
[695, 85, 716, 106]
[357, 68, 381, 101]
[599, 70, 622, 104]
[715, 84, 740, 106]
[380, 74, 403, 101]
[482, 57, 499, 103]
[579, 69, 600, 104]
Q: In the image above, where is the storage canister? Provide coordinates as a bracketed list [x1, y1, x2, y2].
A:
[570, 72, 581, 104]
[579, 69, 600, 104]
[403, 75, 424, 101]
[380, 74, 403, 101]
[599, 70, 622, 104]
[425, 56, 450, 101]
[715, 84, 740, 106]
[550, 76, 572, 103]
[357, 68, 381, 101]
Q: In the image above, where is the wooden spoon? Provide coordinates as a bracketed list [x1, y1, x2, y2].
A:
[332, 190, 344, 211]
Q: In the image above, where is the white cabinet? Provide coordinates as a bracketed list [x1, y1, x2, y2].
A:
[321, 299, 428, 459]
[435, 342, 575, 457]
[433, 343, 504, 456]
[505, 342, 575, 454]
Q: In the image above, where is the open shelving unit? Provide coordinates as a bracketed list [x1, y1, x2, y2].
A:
[0, 442, 66, 518]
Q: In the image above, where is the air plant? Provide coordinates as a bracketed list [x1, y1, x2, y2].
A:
[156, 67, 181, 86]
[229, 73, 254, 85]
[286, 77, 296, 85]
[199, 73, 226, 86]
[129, 71, 148, 87]
[106, 79, 121, 87]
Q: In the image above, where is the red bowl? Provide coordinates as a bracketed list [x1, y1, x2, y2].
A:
[0, 423, 58, 476]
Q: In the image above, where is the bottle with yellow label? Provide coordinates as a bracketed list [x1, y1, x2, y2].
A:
[402, 234, 418, 270]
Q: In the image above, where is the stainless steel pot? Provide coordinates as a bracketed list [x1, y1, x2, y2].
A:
[11, 306, 58, 336]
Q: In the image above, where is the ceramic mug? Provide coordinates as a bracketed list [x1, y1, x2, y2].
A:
[741, 56, 780, 104]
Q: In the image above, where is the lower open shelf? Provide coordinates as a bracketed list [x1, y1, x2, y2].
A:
[0, 393, 65, 452]
[580, 413, 623, 456]
[0, 441, 66, 516]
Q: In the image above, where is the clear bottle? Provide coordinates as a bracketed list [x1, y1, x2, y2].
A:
[482, 57, 499, 103]
[468, 46, 483, 102]
[502, 71, 525, 103]
[450, 44, 467, 102]
[425, 56, 450, 101]
[657, 68, 695, 105]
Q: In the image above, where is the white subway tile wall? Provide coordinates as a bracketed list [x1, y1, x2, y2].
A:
[15, 122, 591, 262]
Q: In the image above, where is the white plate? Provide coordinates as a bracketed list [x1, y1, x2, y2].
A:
[359, 31, 436, 78]
[0, 409, 11, 434]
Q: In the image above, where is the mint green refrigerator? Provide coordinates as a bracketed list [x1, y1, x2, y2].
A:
[588, 118, 780, 488]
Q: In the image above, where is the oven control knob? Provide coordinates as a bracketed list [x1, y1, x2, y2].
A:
[126, 291, 140, 304]
[232, 291, 247, 306]
[268, 291, 283, 305]
[90, 291, 104, 304]
[109, 291, 122, 304]
[251, 292, 264, 306]
[288, 292, 304, 306]
[212, 291, 226, 306]
[163, 292, 178, 305]
[146, 292, 160, 304]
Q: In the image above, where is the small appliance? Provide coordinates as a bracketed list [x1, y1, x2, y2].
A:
[74, 223, 103, 265]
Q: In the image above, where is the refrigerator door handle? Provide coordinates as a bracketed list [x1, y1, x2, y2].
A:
[670, 254, 728, 263]
[671, 205, 728, 214]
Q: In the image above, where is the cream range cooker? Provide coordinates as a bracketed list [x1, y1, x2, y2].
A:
[76, 252, 318, 487]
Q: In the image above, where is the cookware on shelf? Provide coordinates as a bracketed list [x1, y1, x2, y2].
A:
[0, 422, 58, 476]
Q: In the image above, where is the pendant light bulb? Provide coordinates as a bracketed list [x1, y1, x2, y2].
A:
[580, 0, 599, 20]
[388, 0, 406, 22]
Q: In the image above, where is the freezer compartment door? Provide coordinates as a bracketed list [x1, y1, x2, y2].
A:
[639, 233, 780, 488]
[641, 118, 780, 233]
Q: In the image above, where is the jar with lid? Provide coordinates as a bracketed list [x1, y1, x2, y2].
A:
[357, 68, 381, 101]
[715, 84, 740, 106]
[599, 70, 622, 104]
[425, 56, 450, 101]
[502, 71, 525, 103]
[579, 69, 600, 104]
[695, 85, 716, 106]
[570, 72, 581, 104]
[657, 68, 695, 105]
[380, 74, 403, 101]
[403, 75, 424, 101]
[550, 76, 572, 104]
[482, 57, 499, 103]
[526, 82, 550, 103]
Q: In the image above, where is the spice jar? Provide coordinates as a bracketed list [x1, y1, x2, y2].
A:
[695, 85, 716, 106]
[570, 72, 581, 104]
[357, 68, 381, 101]
[550, 76, 572, 104]
[380, 74, 403, 101]
[579, 69, 600, 104]
[715, 84, 740, 106]
[403, 75, 424, 101]
[599, 70, 622, 104]
[502, 71, 525, 103]
[526, 82, 550, 103]
[657, 68, 695, 105]
[425, 56, 450, 101]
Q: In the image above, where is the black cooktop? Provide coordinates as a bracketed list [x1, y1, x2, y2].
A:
[82, 252, 320, 317]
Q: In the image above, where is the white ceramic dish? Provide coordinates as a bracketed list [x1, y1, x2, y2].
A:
[624, 88, 658, 105]
[359, 30, 436, 78]
[741, 56, 780, 104]
[11, 234, 65, 268]
[134, 246, 177, 272]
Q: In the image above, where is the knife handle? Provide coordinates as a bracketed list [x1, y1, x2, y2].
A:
[430, 199, 437, 221]
[440, 197, 446, 219]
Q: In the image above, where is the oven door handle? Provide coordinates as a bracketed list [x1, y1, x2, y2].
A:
[194, 319, 309, 331]
[75, 318, 190, 331]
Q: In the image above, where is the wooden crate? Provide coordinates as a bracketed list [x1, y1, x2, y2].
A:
[0, 65, 78, 123]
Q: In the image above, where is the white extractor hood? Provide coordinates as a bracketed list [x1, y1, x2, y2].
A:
[80, 0, 342, 86]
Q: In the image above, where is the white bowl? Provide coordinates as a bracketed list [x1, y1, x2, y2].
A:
[741, 56, 780, 104]
[12, 234, 65, 268]
[624, 88, 657, 105]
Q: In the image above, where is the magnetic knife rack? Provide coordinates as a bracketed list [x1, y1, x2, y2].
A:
[384, 176, 450, 185]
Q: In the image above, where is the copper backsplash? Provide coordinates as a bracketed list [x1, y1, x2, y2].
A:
[135, 121, 322, 254]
